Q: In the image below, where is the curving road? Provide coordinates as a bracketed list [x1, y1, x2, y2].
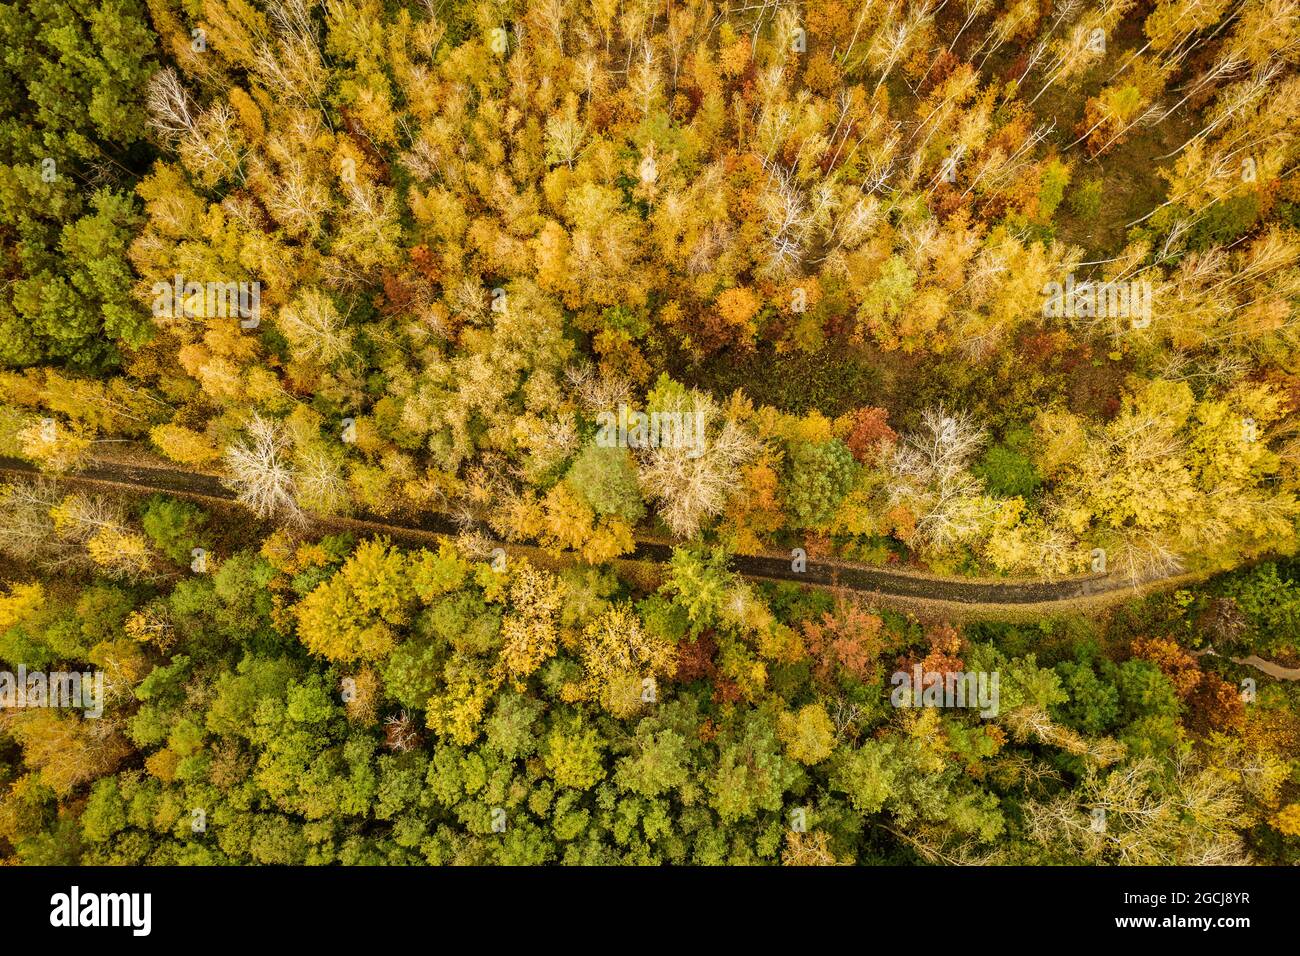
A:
[0, 455, 1204, 610]
[6, 455, 1294, 678]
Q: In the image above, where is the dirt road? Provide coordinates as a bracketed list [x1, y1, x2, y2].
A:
[0, 454, 1181, 613]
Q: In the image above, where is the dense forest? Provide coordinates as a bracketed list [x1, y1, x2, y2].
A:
[0, 0, 1298, 865]
[1, 503, 1298, 864]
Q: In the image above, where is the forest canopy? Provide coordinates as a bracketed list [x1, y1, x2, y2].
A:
[1, 0, 1299, 867]
[2, 513, 1298, 865]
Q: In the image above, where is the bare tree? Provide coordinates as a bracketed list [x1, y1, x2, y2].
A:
[887, 407, 992, 550]
[1024, 755, 1250, 865]
[384, 712, 420, 752]
[1106, 530, 1185, 587]
[263, 159, 331, 239]
[145, 67, 198, 141]
[565, 362, 633, 415]
[1002, 704, 1126, 765]
[278, 289, 354, 364]
[223, 414, 302, 520]
[0, 480, 66, 567]
[759, 161, 815, 278]
[294, 445, 347, 515]
[0, 482, 160, 580]
[638, 393, 761, 538]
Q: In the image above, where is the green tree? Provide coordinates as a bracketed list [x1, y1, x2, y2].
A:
[784, 439, 859, 528]
[140, 495, 208, 564]
[0, 0, 156, 367]
[565, 443, 646, 524]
